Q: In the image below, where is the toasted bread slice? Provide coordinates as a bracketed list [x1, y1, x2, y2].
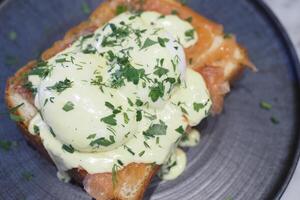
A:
[5, 0, 252, 199]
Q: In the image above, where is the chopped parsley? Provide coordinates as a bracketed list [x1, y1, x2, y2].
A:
[185, 29, 195, 41]
[123, 145, 135, 155]
[101, 114, 117, 126]
[136, 110, 142, 122]
[105, 102, 115, 110]
[86, 134, 96, 139]
[33, 125, 40, 135]
[260, 101, 272, 110]
[116, 5, 127, 15]
[62, 144, 75, 153]
[135, 99, 143, 107]
[90, 135, 115, 147]
[23, 81, 37, 94]
[47, 78, 73, 93]
[175, 126, 185, 135]
[28, 60, 51, 78]
[127, 98, 134, 106]
[143, 120, 167, 138]
[123, 112, 129, 124]
[148, 82, 165, 102]
[154, 67, 169, 78]
[117, 159, 124, 166]
[143, 141, 150, 148]
[9, 103, 24, 122]
[141, 38, 157, 50]
[193, 102, 206, 112]
[62, 101, 74, 112]
[49, 127, 56, 137]
[55, 58, 68, 63]
[157, 37, 169, 47]
[271, 116, 279, 124]
[139, 150, 145, 157]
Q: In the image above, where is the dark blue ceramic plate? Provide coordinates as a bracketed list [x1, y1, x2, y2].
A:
[0, 0, 299, 200]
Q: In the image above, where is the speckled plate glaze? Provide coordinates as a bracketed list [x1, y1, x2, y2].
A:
[0, 0, 299, 199]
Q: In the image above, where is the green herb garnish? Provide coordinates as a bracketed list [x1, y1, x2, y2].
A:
[136, 110, 142, 122]
[9, 103, 24, 122]
[101, 114, 117, 126]
[49, 127, 56, 137]
[260, 101, 272, 110]
[90, 136, 115, 147]
[28, 60, 51, 78]
[33, 125, 40, 135]
[87, 134, 96, 139]
[185, 29, 195, 41]
[141, 38, 157, 50]
[62, 144, 75, 153]
[47, 78, 73, 93]
[148, 82, 165, 102]
[193, 102, 206, 112]
[123, 145, 135, 155]
[143, 120, 167, 138]
[62, 101, 74, 112]
[158, 37, 169, 47]
[116, 5, 127, 15]
[139, 150, 145, 157]
[175, 126, 185, 135]
[271, 116, 279, 124]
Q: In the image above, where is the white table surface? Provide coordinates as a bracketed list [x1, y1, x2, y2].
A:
[263, 0, 300, 199]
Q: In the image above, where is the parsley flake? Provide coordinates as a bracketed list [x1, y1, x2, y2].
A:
[62, 144, 75, 153]
[90, 135, 115, 147]
[260, 101, 272, 110]
[193, 102, 206, 112]
[175, 126, 185, 135]
[62, 101, 74, 112]
[101, 114, 117, 126]
[9, 103, 24, 122]
[47, 78, 73, 93]
[116, 5, 127, 15]
[185, 29, 195, 41]
[141, 38, 157, 50]
[143, 120, 167, 138]
[86, 134, 96, 139]
[136, 110, 142, 122]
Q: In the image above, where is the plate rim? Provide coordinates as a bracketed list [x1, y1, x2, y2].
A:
[0, 0, 299, 199]
[248, 0, 300, 199]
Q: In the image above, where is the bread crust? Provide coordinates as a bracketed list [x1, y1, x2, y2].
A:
[5, 0, 251, 199]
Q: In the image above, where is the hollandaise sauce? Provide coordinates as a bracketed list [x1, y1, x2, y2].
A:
[27, 11, 211, 180]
